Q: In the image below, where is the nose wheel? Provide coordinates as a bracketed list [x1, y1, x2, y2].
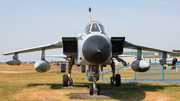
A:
[89, 76, 101, 95]
[89, 85, 93, 95]
[89, 84, 101, 95]
[97, 85, 101, 95]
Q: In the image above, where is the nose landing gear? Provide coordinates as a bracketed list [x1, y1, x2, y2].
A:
[87, 65, 101, 95]
[89, 76, 101, 95]
[89, 84, 101, 95]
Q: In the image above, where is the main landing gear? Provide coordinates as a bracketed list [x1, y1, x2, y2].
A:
[63, 58, 74, 87]
[110, 61, 121, 87]
[63, 59, 121, 95]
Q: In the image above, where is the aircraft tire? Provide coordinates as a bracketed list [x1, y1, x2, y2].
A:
[110, 77, 114, 86]
[97, 85, 101, 95]
[89, 85, 93, 95]
[69, 78, 73, 86]
[63, 74, 68, 87]
[115, 74, 121, 86]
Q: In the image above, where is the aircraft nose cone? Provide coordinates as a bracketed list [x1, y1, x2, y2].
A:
[82, 35, 111, 64]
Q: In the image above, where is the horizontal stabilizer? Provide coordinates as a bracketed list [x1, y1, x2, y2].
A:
[46, 55, 66, 59]
[118, 54, 135, 57]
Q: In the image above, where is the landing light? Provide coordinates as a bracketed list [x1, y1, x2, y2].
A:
[67, 58, 71, 62]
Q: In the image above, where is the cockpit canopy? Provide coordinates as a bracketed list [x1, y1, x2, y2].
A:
[85, 21, 105, 34]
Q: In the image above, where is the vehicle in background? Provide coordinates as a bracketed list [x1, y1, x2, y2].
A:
[163, 64, 176, 69]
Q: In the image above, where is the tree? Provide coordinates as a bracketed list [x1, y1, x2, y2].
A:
[172, 50, 180, 56]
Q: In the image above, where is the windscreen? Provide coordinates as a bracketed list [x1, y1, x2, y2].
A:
[99, 24, 105, 33]
[85, 24, 91, 33]
[91, 23, 100, 32]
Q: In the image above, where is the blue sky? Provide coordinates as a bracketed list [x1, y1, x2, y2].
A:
[0, 0, 180, 62]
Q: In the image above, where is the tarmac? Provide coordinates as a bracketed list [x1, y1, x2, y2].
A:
[66, 85, 135, 99]
[69, 93, 117, 99]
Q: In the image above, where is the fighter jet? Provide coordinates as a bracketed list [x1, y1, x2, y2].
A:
[3, 8, 178, 95]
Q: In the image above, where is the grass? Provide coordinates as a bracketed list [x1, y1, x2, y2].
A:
[0, 64, 180, 100]
[65, 93, 72, 96]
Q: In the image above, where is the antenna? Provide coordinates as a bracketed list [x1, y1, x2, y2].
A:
[89, 7, 91, 22]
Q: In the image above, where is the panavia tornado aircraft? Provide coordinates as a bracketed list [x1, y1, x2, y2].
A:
[3, 8, 178, 95]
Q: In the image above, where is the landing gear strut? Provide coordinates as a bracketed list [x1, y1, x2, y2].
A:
[63, 58, 74, 87]
[87, 65, 101, 95]
[110, 61, 115, 86]
[110, 60, 121, 86]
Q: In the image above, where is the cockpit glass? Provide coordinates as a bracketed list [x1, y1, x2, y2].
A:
[85, 24, 91, 33]
[91, 23, 100, 32]
[99, 24, 105, 32]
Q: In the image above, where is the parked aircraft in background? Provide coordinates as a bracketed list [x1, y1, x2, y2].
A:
[3, 8, 178, 95]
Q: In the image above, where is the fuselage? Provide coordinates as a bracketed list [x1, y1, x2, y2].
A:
[74, 21, 112, 65]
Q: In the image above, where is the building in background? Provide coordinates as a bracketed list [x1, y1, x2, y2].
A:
[114, 51, 180, 65]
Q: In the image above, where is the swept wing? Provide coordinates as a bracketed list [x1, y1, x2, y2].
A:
[124, 41, 177, 55]
[3, 41, 62, 55]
